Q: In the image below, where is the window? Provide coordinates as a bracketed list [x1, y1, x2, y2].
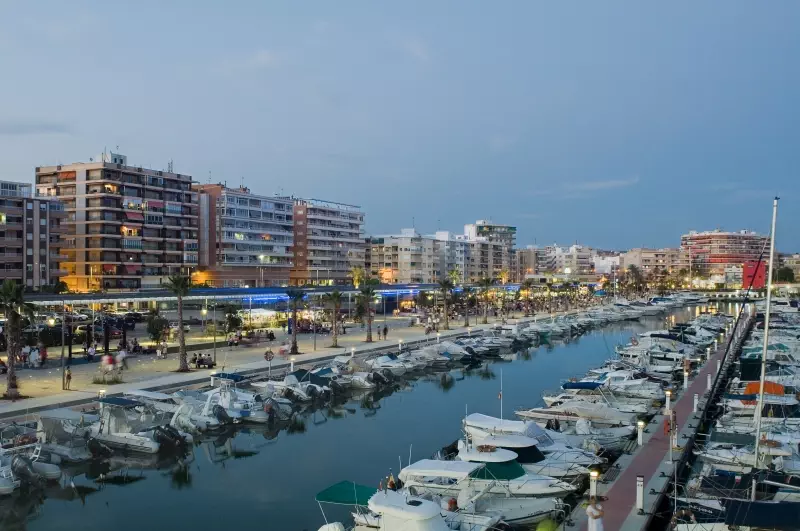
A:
[26, 233, 32, 240]
[40, 248, 46, 255]
[27, 248, 32, 255]
[26, 264, 32, 272]
[26, 202, 32, 210]
[40, 219, 46, 226]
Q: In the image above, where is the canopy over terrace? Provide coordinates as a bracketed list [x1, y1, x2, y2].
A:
[26, 284, 447, 307]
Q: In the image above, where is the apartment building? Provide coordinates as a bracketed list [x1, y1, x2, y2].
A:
[365, 229, 440, 284]
[291, 199, 364, 286]
[780, 253, 800, 279]
[681, 229, 770, 276]
[464, 220, 517, 248]
[516, 247, 539, 278]
[462, 237, 511, 283]
[193, 184, 293, 287]
[620, 248, 687, 275]
[0, 181, 67, 289]
[433, 231, 468, 283]
[35, 153, 199, 292]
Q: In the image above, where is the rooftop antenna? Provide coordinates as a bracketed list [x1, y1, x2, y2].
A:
[167, 160, 174, 173]
[207, 171, 211, 184]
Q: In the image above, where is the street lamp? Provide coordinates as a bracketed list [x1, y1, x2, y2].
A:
[258, 255, 265, 287]
[201, 307, 208, 331]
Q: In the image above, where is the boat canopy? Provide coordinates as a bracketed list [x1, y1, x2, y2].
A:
[562, 381, 602, 390]
[399, 460, 479, 481]
[98, 397, 142, 407]
[124, 389, 173, 401]
[213, 372, 246, 383]
[315, 481, 376, 506]
[459, 446, 519, 463]
[468, 460, 526, 481]
[38, 408, 99, 423]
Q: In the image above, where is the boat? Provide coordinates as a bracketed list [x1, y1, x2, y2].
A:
[515, 400, 637, 428]
[398, 458, 576, 500]
[36, 408, 97, 463]
[124, 389, 222, 433]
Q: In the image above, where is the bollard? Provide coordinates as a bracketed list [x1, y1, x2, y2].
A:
[636, 475, 644, 514]
[683, 371, 689, 389]
[706, 373, 712, 392]
[693, 393, 699, 413]
[637, 420, 645, 446]
[290, 357, 295, 372]
[717, 359, 721, 374]
[706, 346, 711, 357]
[672, 431, 678, 449]
[665, 389, 672, 415]
[398, 339, 403, 353]
[437, 333, 441, 344]
[468, 327, 471, 337]
[589, 470, 599, 497]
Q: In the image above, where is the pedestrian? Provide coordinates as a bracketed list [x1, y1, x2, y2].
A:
[383, 325, 388, 340]
[87, 344, 96, 362]
[65, 367, 72, 390]
[376, 328, 382, 341]
[586, 496, 605, 531]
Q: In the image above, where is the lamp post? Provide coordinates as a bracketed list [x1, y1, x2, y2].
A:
[212, 297, 217, 363]
[665, 389, 672, 415]
[637, 419, 645, 446]
[201, 306, 208, 332]
[258, 254, 265, 287]
[589, 470, 599, 498]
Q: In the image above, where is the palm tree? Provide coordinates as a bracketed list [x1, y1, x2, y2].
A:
[520, 279, 536, 316]
[477, 276, 495, 324]
[349, 266, 365, 289]
[438, 279, 454, 330]
[461, 287, 472, 327]
[499, 269, 510, 286]
[165, 275, 191, 372]
[447, 268, 461, 285]
[0, 280, 35, 399]
[285, 288, 306, 354]
[322, 290, 343, 347]
[626, 265, 645, 294]
[358, 279, 378, 342]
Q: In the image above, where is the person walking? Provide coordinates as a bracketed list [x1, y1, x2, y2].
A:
[383, 325, 388, 340]
[586, 496, 605, 531]
[65, 367, 72, 390]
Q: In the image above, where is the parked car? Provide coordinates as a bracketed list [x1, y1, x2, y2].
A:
[125, 312, 145, 322]
[169, 322, 191, 333]
[0, 359, 6, 374]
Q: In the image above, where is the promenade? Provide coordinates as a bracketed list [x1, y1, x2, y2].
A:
[0, 310, 579, 419]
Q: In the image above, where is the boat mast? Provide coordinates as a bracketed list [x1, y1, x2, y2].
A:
[751, 197, 779, 501]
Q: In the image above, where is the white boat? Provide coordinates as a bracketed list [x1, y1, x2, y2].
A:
[36, 408, 97, 463]
[84, 397, 162, 454]
[365, 355, 409, 376]
[201, 379, 269, 423]
[398, 459, 576, 500]
[516, 400, 637, 428]
[542, 390, 650, 414]
[124, 389, 221, 433]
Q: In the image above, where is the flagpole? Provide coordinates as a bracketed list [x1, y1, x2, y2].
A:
[500, 369, 504, 421]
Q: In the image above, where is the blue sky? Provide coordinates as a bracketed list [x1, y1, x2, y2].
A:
[1, 1, 798, 250]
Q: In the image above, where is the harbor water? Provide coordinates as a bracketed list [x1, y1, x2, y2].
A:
[15, 305, 726, 531]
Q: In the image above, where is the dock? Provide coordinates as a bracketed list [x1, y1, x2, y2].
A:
[571, 308, 753, 530]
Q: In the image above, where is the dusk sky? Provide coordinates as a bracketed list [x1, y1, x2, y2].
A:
[1, 1, 798, 250]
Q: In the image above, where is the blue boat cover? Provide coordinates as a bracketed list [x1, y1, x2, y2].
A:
[562, 381, 602, 390]
[214, 372, 245, 382]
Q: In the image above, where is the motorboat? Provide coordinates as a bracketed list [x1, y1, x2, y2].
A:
[124, 389, 221, 433]
[200, 374, 269, 423]
[516, 400, 637, 428]
[542, 387, 650, 414]
[365, 355, 409, 376]
[575, 370, 665, 401]
[398, 458, 576, 500]
[36, 408, 97, 463]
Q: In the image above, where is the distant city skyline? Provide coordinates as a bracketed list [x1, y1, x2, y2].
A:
[1, 1, 797, 249]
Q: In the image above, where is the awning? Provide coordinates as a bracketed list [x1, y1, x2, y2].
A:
[125, 265, 141, 274]
[125, 211, 144, 221]
[146, 200, 164, 208]
[102, 264, 116, 273]
[315, 481, 376, 506]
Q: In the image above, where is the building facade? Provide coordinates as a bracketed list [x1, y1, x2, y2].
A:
[193, 184, 294, 287]
[433, 231, 468, 283]
[291, 199, 364, 286]
[592, 255, 620, 275]
[35, 153, 199, 292]
[366, 229, 440, 284]
[681, 229, 770, 276]
[464, 220, 517, 248]
[619, 248, 687, 275]
[780, 253, 800, 279]
[0, 181, 67, 289]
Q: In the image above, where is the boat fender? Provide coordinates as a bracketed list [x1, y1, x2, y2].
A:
[447, 498, 457, 511]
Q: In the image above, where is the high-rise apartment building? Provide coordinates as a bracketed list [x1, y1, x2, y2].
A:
[433, 231, 468, 283]
[0, 181, 67, 289]
[464, 220, 517, 248]
[365, 229, 440, 284]
[291, 199, 364, 286]
[680, 230, 771, 276]
[35, 153, 199, 292]
[193, 184, 294, 287]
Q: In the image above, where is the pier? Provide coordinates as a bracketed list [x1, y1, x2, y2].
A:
[572, 307, 753, 530]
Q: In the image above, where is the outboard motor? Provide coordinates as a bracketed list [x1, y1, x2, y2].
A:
[212, 404, 233, 424]
[371, 371, 389, 385]
[163, 425, 188, 445]
[380, 369, 395, 381]
[87, 438, 113, 458]
[328, 379, 345, 394]
[152, 426, 182, 449]
[11, 455, 42, 485]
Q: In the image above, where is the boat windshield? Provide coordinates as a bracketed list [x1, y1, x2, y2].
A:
[468, 460, 526, 481]
[500, 445, 546, 464]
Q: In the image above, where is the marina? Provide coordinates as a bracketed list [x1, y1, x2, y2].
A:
[0, 296, 745, 531]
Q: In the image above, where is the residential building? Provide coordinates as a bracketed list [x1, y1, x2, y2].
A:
[35, 153, 199, 292]
[592, 255, 620, 275]
[433, 231, 468, 283]
[743, 261, 766, 289]
[193, 184, 294, 288]
[551, 244, 593, 275]
[516, 247, 539, 279]
[619, 248, 687, 275]
[464, 220, 517, 249]
[681, 229, 770, 276]
[291, 198, 364, 286]
[366, 229, 440, 284]
[0, 181, 67, 289]
[463, 237, 511, 283]
[779, 253, 800, 279]
[464, 220, 516, 279]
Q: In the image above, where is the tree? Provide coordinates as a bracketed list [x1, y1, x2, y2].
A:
[164, 275, 191, 372]
[222, 305, 243, 334]
[626, 265, 645, 294]
[349, 266, 366, 289]
[499, 269, 510, 286]
[775, 267, 795, 283]
[39, 280, 69, 295]
[358, 279, 378, 342]
[285, 288, 306, 355]
[520, 279, 536, 316]
[146, 309, 168, 343]
[415, 290, 431, 311]
[0, 280, 35, 399]
[477, 276, 496, 324]
[438, 279, 454, 330]
[447, 268, 461, 285]
[322, 290, 343, 347]
[461, 287, 473, 327]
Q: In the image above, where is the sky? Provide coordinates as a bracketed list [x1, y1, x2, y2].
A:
[1, 1, 798, 250]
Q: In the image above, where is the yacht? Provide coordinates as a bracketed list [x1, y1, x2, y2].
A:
[516, 400, 637, 428]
